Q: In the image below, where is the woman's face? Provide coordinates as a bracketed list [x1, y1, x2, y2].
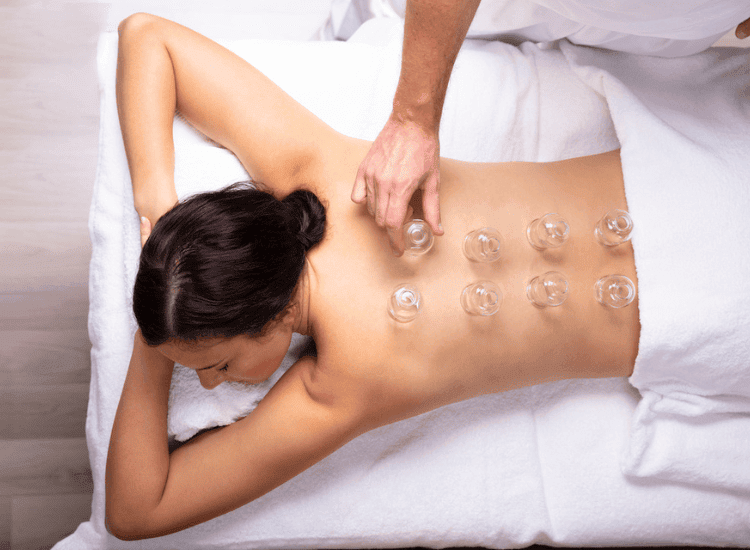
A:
[157, 325, 294, 390]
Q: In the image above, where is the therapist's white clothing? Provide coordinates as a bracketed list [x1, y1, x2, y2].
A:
[325, 0, 750, 57]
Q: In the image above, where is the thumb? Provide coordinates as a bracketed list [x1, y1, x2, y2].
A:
[140, 216, 152, 247]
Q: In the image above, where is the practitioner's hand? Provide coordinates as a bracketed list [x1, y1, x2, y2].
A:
[352, 114, 444, 256]
[736, 16, 750, 39]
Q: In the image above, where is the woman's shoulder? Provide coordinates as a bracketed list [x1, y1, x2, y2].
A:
[297, 136, 370, 206]
[306, 326, 439, 430]
[278, 352, 385, 435]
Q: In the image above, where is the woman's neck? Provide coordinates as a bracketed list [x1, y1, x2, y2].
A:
[291, 261, 316, 337]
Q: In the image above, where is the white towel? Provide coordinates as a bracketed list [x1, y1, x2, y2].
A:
[562, 42, 750, 492]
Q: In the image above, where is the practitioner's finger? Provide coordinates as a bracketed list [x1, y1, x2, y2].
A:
[352, 163, 368, 203]
[384, 195, 409, 256]
[421, 172, 443, 236]
[375, 181, 392, 228]
[386, 225, 406, 257]
[386, 209, 406, 256]
[365, 173, 377, 217]
[736, 16, 750, 39]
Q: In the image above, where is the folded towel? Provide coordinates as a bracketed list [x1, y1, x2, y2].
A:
[562, 42, 750, 493]
[167, 334, 309, 441]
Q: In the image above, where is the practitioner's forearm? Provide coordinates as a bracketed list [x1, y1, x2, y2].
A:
[105, 331, 174, 538]
[394, 0, 481, 129]
[116, 15, 178, 223]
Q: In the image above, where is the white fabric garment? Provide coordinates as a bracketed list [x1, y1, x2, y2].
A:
[324, 0, 750, 56]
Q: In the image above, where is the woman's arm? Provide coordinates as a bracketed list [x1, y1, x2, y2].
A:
[105, 331, 173, 536]
[116, 14, 178, 227]
[106, 332, 366, 540]
[116, 13, 343, 225]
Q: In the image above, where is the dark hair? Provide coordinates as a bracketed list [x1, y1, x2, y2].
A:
[133, 183, 326, 346]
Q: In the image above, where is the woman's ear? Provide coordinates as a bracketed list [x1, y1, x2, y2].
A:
[279, 303, 299, 328]
[265, 303, 298, 334]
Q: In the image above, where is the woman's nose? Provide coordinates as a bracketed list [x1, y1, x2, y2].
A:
[197, 369, 224, 390]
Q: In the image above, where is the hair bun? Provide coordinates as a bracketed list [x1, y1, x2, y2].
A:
[282, 190, 326, 251]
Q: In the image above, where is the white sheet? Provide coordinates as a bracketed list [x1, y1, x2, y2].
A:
[57, 20, 750, 550]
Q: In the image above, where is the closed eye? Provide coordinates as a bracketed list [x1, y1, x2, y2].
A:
[218, 364, 229, 372]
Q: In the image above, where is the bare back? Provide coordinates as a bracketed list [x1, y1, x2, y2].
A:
[307, 143, 639, 425]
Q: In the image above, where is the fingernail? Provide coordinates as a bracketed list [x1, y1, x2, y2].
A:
[140, 216, 148, 226]
[738, 29, 748, 39]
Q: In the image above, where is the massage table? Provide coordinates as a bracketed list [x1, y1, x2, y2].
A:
[56, 11, 750, 550]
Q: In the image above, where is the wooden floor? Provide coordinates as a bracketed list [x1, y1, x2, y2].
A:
[1, 1, 747, 548]
[1, 2, 104, 548]
[0, 2, 333, 548]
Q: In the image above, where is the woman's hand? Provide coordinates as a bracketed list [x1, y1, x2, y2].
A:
[136, 189, 177, 247]
[140, 216, 153, 247]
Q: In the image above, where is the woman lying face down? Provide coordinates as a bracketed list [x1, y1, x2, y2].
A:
[109, 164, 640, 540]
[106, 13, 640, 540]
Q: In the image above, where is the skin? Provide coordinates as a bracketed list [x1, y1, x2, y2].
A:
[107, 14, 640, 540]
[157, 318, 298, 389]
